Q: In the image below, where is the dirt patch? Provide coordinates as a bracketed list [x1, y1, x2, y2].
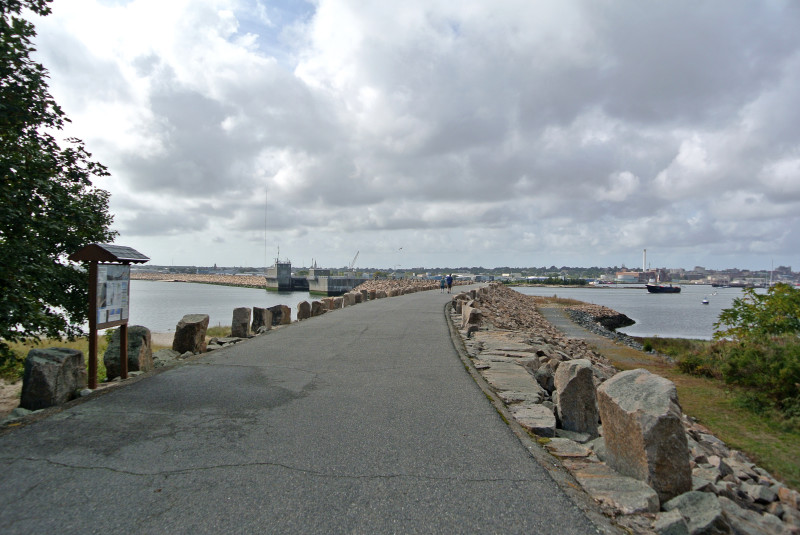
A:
[0, 379, 21, 419]
[151, 332, 174, 349]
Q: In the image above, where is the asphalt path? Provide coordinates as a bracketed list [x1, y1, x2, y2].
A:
[0, 288, 601, 534]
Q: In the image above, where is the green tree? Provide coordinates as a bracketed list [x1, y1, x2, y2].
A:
[1, 0, 116, 361]
[714, 283, 800, 341]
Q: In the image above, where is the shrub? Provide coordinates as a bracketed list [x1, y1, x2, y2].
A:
[677, 353, 716, 378]
[721, 336, 800, 410]
[0, 350, 25, 382]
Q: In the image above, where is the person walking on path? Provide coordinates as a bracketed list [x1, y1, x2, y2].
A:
[446, 274, 453, 293]
[440, 276, 446, 293]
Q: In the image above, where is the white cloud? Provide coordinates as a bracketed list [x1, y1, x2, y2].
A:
[26, 0, 800, 270]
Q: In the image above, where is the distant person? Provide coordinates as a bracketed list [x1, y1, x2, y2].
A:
[446, 274, 453, 293]
[440, 276, 446, 293]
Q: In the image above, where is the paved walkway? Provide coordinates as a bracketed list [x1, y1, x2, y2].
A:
[0, 289, 602, 534]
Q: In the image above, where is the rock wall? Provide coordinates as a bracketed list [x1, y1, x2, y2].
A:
[454, 282, 800, 534]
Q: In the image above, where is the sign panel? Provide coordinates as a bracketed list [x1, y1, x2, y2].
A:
[96, 264, 130, 328]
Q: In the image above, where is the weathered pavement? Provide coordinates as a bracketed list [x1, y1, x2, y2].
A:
[0, 288, 603, 534]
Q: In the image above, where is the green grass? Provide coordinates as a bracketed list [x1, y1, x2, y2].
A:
[609, 337, 800, 490]
[640, 336, 712, 359]
[2, 336, 110, 383]
[533, 296, 585, 306]
[206, 325, 232, 338]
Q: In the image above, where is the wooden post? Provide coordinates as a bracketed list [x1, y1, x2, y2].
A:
[88, 261, 98, 389]
[120, 323, 128, 380]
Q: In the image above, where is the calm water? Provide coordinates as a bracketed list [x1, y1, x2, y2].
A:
[514, 285, 755, 340]
[125, 280, 747, 339]
[126, 280, 314, 333]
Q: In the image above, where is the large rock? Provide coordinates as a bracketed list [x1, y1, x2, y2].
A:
[297, 301, 311, 320]
[103, 325, 153, 379]
[20, 348, 87, 410]
[554, 359, 599, 438]
[267, 305, 291, 325]
[662, 491, 730, 535]
[311, 301, 326, 317]
[252, 307, 272, 332]
[231, 307, 251, 338]
[461, 300, 482, 329]
[172, 314, 209, 354]
[597, 369, 692, 503]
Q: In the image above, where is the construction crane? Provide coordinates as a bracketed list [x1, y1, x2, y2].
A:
[349, 251, 359, 271]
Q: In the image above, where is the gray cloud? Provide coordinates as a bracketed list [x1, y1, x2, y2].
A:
[32, 0, 800, 269]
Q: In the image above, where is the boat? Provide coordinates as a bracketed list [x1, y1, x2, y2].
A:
[645, 275, 681, 294]
[646, 283, 681, 294]
[701, 298, 709, 305]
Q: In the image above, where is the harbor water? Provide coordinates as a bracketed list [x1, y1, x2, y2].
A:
[514, 284, 754, 340]
[126, 280, 313, 333]
[125, 280, 748, 339]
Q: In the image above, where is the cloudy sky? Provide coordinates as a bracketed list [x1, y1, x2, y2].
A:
[31, 0, 800, 271]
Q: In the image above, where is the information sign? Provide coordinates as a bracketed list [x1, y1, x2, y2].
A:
[96, 264, 130, 328]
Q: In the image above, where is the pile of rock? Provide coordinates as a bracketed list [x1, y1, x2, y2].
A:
[131, 272, 265, 288]
[453, 283, 800, 535]
[566, 306, 645, 352]
[355, 278, 469, 295]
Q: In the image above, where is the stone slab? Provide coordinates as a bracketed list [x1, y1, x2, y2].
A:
[563, 459, 660, 514]
[543, 437, 592, 459]
[480, 361, 543, 394]
[510, 404, 556, 437]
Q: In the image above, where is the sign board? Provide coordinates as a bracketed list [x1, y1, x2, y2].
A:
[68, 243, 149, 389]
[96, 264, 130, 328]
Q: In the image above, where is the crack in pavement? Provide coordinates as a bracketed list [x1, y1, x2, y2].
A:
[9, 456, 537, 485]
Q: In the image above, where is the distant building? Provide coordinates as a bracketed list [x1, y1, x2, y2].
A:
[615, 271, 641, 284]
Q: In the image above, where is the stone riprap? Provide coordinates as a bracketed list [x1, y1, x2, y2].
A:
[20, 348, 88, 410]
[103, 325, 154, 380]
[267, 305, 291, 326]
[251, 307, 272, 332]
[554, 359, 599, 438]
[297, 301, 311, 320]
[454, 282, 800, 535]
[131, 272, 266, 287]
[231, 307, 251, 338]
[311, 301, 326, 317]
[597, 368, 692, 503]
[172, 314, 209, 354]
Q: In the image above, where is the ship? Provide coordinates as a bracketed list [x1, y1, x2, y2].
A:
[646, 284, 681, 293]
[645, 271, 680, 293]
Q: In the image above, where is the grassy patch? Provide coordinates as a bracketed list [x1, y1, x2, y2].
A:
[2, 336, 110, 383]
[533, 296, 585, 306]
[206, 325, 232, 338]
[640, 337, 712, 359]
[598, 337, 800, 490]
